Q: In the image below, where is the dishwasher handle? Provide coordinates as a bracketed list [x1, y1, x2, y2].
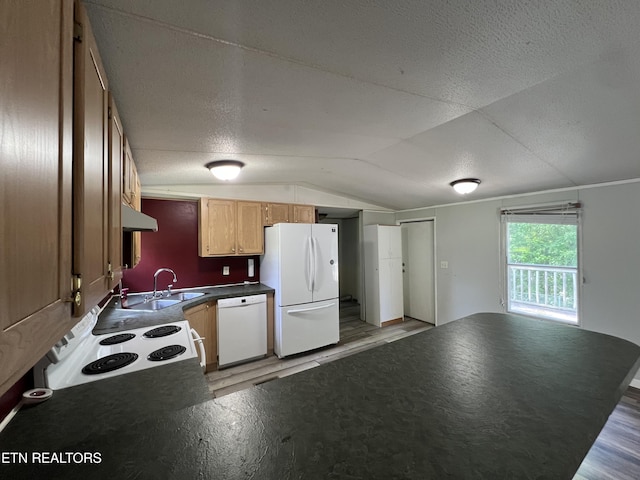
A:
[190, 327, 207, 372]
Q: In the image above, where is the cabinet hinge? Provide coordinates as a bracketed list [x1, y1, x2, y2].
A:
[108, 106, 112, 120]
[73, 21, 83, 42]
[64, 274, 83, 307]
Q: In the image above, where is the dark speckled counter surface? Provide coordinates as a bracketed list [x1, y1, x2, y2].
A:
[2, 312, 640, 479]
[94, 282, 274, 334]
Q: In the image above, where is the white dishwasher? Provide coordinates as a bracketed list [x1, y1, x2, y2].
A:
[217, 294, 267, 368]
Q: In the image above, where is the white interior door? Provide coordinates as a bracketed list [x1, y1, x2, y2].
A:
[401, 221, 435, 323]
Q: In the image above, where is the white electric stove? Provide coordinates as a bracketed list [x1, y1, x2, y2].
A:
[36, 307, 206, 390]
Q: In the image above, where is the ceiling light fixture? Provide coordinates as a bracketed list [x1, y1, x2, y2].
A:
[206, 160, 245, 181]
[450, 178, 481, 194]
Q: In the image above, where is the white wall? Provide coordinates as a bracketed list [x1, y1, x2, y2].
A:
[142, 183, 389, 211]
[397, 181, 640, 376]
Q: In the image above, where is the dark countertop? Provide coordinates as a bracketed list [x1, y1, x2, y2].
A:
[94, 282, 274, 334]
[0, 358, 209, 447]
[2, 312, 639, 479]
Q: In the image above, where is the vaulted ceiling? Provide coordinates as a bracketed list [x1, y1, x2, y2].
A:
[85, 0, 640, 210]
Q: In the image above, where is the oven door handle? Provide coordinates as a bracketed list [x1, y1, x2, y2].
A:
[190, 327, 207, 372]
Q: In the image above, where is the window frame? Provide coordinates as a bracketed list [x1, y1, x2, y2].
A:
[499, 202, 583, 327]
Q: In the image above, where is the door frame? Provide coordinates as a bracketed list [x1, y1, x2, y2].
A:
[397, 217, 438, 326]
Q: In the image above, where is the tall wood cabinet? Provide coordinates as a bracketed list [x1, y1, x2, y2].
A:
[198, 199, 263, 256]
[73, 1, 118, 316]
[0, 0, 76, 396]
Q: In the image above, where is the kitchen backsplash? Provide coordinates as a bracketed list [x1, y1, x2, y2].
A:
[122, 199, 260, 292]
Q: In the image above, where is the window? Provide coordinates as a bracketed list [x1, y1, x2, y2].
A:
[501, 203, 581, 324]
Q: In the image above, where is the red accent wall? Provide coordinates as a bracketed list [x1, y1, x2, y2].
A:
[122, 199, 260, 293]
[0, 373, 31, 422]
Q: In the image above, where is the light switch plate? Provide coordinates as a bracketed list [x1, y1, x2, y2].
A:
[223, 266, 230, 276]
[440, 261, 449, 269]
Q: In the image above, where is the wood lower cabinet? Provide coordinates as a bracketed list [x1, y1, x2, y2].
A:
[183, 301, 217, 372]
[0, 0, 76, 397]
[199, 199, 263, 256]
[183, 293, 275, 373]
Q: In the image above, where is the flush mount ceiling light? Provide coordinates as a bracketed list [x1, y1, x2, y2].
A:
[205, 160, 245, 181]
[450, 178, 481, 194]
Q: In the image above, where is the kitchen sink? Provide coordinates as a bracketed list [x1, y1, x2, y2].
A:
[120, 291, 205, 311]
[167, 292, 205, 301]
[123, 298, 182, 311]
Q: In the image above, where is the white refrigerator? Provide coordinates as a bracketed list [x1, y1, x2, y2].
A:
[261, 223, 339, 357]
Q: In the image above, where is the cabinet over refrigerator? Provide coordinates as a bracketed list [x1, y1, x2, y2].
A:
[261, 223, 339, 357]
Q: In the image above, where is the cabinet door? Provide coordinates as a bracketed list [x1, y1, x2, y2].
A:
[184, 302, 217, 372]
[73, 2, 111, 316]
[263, 203, 290, 226]
[290, 204, 315, 223]
[0, 0, 75, 396]
[122, 136, 140, 208]
[107, 94, 123, 288]
[237, 201, 264, 254]
[132, 165, 142, 267]
[199, 198, 236, 256]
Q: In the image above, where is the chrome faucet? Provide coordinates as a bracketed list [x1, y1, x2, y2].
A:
[152, 268, 177, 299]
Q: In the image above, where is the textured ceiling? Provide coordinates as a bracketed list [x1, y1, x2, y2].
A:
[85, 0, 640, 210]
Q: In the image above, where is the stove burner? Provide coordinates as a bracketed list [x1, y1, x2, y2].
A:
[147, 345, 187, 362]
[143, 325, 182, 338]
[81, 353, 138, 375]
[99, 333, 136, 346]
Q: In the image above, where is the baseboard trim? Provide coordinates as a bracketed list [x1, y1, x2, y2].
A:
[381, 317, 404, 327]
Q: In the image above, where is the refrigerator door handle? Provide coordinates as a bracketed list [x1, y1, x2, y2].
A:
[311, 236, 318, 292]
[306, 236, 314, 292]
[287, 302, 336, 314]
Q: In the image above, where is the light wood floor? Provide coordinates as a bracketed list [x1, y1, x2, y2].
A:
[205, 302, 640, 479]
[205, 301, 432, 398]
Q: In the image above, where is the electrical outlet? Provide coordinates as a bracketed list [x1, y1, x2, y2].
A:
[248, 259, 255, 277]
[440, 261, 449, 269]
[223, 266, 230, 276]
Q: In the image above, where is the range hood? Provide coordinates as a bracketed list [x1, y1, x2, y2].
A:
[122, 203, 158, 232]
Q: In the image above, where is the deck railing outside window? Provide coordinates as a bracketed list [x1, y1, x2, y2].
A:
[507, 264, 578, 323]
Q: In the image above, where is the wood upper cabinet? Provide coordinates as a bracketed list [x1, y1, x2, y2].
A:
[236, 201, 264, 254]
[122, 137, 139, 207]
[107, 94, 123, 289]
[183, 301, 217, 372]
[123, 137, 142, 268]
[199, 199, 263, 256]
[73, 1, 113, 316]
[199, 199, 236, 256]
[290, 204, 316, 223]
[263, 202, 315, 226]
[0, 0, 76, 397]
[263, 202, 291, 226]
